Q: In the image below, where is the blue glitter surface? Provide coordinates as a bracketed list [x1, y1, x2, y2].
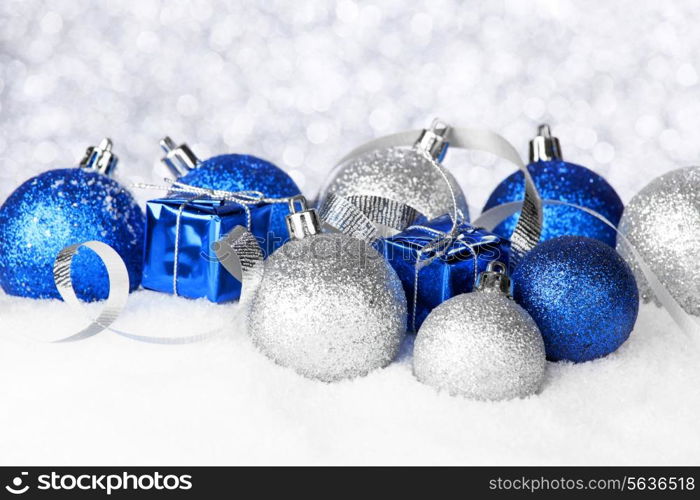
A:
[0, 168, 145, 302]
[178, 154, 301, 248]
[512, 236, 639, 362]
[483, 160, 624, 247]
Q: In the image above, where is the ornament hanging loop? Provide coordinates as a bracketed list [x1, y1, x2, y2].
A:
[529, 123, 563, 162]
[160, 136, 200, 178]
[286, 195, 322, 240]
[415, 118, 450, 161]
[80, 138, 118, 176]
[476, 260, 512, 297]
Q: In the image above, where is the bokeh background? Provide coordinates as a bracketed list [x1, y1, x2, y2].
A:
[1, 0, 700, 466]
[2, 0, 700, 209]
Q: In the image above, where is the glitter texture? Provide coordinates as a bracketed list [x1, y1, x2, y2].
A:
[321, 147, 469, 221]
[483, 160, 624, 246]
[413, 287, 546, 401]
[513, 236, 639, 362]
[617, 166, 700, 316]
[0, 168, 144, 301]
[248, 232, 407, 382]
[179, 153, 301, 198]
[178, 154, 301, 251]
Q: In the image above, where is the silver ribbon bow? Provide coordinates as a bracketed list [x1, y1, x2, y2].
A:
[402, 216, 501, 332]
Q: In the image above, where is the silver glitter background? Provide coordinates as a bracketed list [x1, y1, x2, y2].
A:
[248, 233, 406, 382]
[414, 288, 546, 401]
[618, 167, 700, 316]
[3, 1, 700, 211]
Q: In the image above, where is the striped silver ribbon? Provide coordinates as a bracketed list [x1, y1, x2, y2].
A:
[319, 125, 543, 269]
[475, 201, 700, 338]
[319, 192, 420, 243]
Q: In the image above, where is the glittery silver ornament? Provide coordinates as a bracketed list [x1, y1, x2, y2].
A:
[617, 166, 700, 316]
[321, 121, 469, 222]
[247, 197, 407, 382]
[413, 262, 546, 401]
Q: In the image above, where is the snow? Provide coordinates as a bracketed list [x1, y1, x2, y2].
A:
[0, 291, 698, 465]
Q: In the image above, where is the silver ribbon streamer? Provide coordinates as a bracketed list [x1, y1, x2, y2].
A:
[475, 200, 700, 338]
[34, 181, 294, 344]
[213, 225, 265, 307]
[49, 241, 225, 344]
[51, 241, 129, 342]
[319, 192, 420, 243]
[322, 125, 542, 269]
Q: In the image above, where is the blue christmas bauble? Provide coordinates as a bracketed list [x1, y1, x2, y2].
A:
[512, 236, 638, 362]
[483, 160, 624, 247]
[178, 154, 301, 253]
[0, 168, 144, 302]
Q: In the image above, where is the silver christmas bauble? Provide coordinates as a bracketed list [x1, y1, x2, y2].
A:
[413, 287, 546, 401]
[247, 232, 407, 382]
[617, 166, 700, 316]
[322, 147, 469, 221]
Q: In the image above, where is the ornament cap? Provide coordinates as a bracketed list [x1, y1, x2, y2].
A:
[476, 261, 512, 297]
[529, 124, 563, 162]
[285, 195, 322, 240]
[79, 138, 118, 176]
[160, 136, 200, 178]
[414, 118, 450, 161]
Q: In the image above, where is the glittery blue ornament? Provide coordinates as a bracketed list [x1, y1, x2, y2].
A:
[512, 236, 639, 362]
[483, 125, 624, 247]
[0, 139, 144, 302]
[159, 137, 301, 252]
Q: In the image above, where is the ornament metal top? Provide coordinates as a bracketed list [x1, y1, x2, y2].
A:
[483, 124, 624, 247]
[159, 135, 302, 253]
[0, 138, 144, 301]
[80, 138, 119, 176]
[320, 119, 469, 224]
[158, 135, 301, 200]
[246, 195, 407, 382]
[413, 261, 546, 401]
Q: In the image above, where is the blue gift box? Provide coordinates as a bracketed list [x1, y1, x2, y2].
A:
[142, 197, 288, 302]
[376, 214, 511, 331]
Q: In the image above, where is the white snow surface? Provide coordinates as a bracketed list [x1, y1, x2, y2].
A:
[0, 292, 698, 465]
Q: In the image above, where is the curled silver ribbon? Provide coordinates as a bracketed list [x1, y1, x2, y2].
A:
[48, 240, 226, 344]
[51, 241, 129, 342]
[319, 124, 542, 269]
[213, 225, 265, 308]
[319, 192, 420, 243]
[475, 200, 700, 338]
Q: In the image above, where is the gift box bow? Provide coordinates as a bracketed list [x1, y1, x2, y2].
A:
[383, 214, 507, 331]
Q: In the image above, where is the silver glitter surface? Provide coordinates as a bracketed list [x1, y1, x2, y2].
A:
[618, 166, 700, 316]
[413, 288, 546, 401]
[321, 147, 469, 220]
[247, 232, 407, 382]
